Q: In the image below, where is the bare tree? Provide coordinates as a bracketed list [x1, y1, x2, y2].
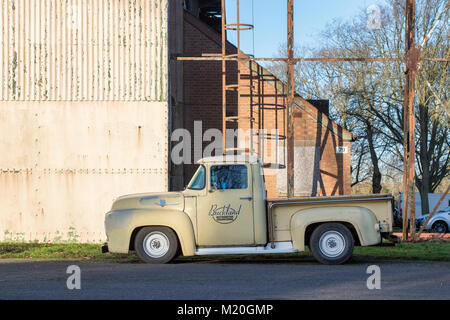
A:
[269, 0, 449, 210]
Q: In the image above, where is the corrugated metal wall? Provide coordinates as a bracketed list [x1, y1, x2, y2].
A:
[0, 0, 168, 101]
[0, 0, 170, 243]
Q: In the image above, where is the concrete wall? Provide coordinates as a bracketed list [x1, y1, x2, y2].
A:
[0, 0, 170, 242]
[0, 101, 168, 242]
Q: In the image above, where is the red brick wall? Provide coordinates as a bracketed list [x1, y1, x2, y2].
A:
[181, 12, 351, 197]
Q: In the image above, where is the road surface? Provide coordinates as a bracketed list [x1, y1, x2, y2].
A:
[0, 259, 449, 299]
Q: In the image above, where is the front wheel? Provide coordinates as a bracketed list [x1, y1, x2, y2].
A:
[310, 223, 354, 265]
[134, 226, 179, 264]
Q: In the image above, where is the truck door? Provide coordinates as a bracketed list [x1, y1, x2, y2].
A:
[197, 164, 255, 246]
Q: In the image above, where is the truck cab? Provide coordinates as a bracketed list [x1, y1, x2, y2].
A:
[183, 155, 268, 248]
[104, 155, 395, 265]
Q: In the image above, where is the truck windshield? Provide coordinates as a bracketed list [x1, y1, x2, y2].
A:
[189, 166, 206, 190]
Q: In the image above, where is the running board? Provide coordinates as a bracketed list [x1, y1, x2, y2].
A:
[195, 241, 297, 255]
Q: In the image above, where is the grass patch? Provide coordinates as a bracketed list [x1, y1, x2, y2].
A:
[0, 242, 139, 263]
[0, 241, 449, 263]
[353, 241, 450, 262]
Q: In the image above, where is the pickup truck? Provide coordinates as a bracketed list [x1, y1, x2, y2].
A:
[103, 155, 395, 264]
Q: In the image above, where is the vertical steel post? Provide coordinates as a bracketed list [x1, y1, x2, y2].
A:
[221, 0, 227, 154]
[402, 0, 418, 240]
[236, 0, 242, 155]
[287, 0, 295, 198]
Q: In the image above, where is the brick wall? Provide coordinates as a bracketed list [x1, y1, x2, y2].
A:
[181, 12, 352, 197]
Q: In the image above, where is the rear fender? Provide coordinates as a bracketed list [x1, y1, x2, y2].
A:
[290, 206, 381, 251]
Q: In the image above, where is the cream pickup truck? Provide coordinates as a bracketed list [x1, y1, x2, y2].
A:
[103, 155, 396, 265]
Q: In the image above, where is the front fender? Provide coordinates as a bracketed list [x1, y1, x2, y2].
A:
[105, 209, 196, 256]
[290, 206, 381, 251]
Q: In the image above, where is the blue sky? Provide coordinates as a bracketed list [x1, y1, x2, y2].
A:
[225, 0, 387, 58]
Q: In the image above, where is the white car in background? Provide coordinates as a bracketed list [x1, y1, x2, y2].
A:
[416, 209, 450, 233]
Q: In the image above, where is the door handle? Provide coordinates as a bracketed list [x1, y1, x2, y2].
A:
[240, 196, 252, 201]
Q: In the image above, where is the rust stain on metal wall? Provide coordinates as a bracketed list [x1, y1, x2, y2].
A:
[0, 0, 169, 102]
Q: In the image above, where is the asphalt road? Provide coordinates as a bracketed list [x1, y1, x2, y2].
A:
[0, 259, 449, 300]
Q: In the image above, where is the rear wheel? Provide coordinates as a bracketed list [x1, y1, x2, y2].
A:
[134, 226, 179, 264]
[432, 221, 448, 234]
[310, 223, 354, 265]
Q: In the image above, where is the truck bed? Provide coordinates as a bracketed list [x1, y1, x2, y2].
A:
[267, 194, 394, 242]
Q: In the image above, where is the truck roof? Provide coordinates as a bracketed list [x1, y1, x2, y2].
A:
[197, 155, 260, 164]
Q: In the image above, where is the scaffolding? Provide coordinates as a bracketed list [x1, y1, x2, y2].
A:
[220, 0, 255, 154]
[177, 0, 449, 241]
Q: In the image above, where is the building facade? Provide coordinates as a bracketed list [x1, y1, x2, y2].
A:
[0, 0, 170, 242]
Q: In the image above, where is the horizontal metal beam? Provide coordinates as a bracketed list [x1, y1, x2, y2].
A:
[172, 54, 450, 62]
[175, 56, 449, 62]
[175, 56, 399, 62]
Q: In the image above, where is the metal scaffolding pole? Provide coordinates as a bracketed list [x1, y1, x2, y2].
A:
[286, 0, 295, 198]
[220, 0, 254, 154]
[221, 0, 227, 153]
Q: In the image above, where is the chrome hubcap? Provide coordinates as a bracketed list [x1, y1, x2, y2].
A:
[319, 231, 346, 258]
[143, 232, 170, 258]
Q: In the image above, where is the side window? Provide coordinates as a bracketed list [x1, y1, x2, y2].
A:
[189, 166, 206, 190]
[210, 165, 248, 190]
